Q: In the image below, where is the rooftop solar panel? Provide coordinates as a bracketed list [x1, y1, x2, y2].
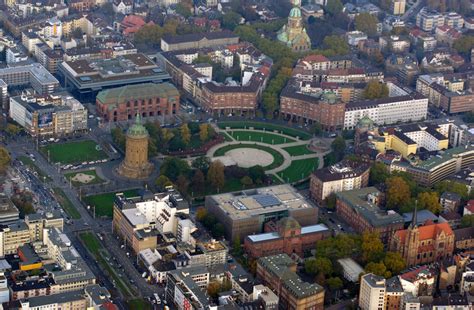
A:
[253, 194, 280, 207]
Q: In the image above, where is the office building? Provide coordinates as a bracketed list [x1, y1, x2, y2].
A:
[310, 159, 370, 204]
[96, 83, 179, 123]
[359, 273, 386, 310]
[205, 185, 318, 242]
[0, 194, 19, 224]
[113, 189, 189, 254]
[9, 93, 88, 137]
[392, 0, 406, 15]
[244, 217, 329, 260]
[58, 53, 170, 98]
[416, 8, 444, 32]
[161, 31, 239, 52]
[343, 92, 428, 130]
[257, 254, 325, 310]
[0, 63, 59, 94]
[186, 240, 228, 268]
[336, 187, 404, 244]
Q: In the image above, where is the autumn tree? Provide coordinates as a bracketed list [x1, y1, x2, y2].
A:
[160, 157, 190, 181]
[240, 176, 253, 188]
[196, 207, 208, 222]
[192, 156, 210, 172]
[331, 136, 346, 161]
[365, 261, 391, 278]
[417, 191, 442, 214]
[155, 175, 173, 190]
[5, 124, 21, 136]
[207, 281, 221, 298]
[386, 176, 411, 210]
[453, 35, 474, 57]
[207, 160, 225, 191]
[384, 252, 406, 275]
[361, 232, 384, 263]
[435, 180, 468, 200]
[199, 124, 209, 142]
[355, 13, 379, 37]
[0, 147, 11, 174]
[222, 11, 242, 30]
[180, 124, 191, 145]
[327, 277, 343, 290]
[461, 214, 474, 228]
[191, 169, 205, 194]
[176, 175, 189, 196]
[363, 81, 389, 99]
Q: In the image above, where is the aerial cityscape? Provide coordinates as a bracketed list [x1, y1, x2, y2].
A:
[0, 0, 473, 309]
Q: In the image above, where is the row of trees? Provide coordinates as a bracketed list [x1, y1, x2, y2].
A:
[305, 232, 406, 288]
[0, 146, 10, 175]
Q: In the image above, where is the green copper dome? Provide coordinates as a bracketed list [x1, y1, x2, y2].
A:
[289, 7, 301, 18]
[322, 92, 337, 104]
[358, 115, 374, 127]
[127, 114, 149, 137]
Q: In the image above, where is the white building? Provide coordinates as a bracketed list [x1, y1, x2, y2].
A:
[460, 262, 474, 295]
[338, 258, 364, 283]
[6, 47, 28, 64]
[344, 93, 428, 129]
[347, 31, 368, 46]
[113, 0, 133, 14]
[416, 8, 444, 32]
[359, 273, 386, 310]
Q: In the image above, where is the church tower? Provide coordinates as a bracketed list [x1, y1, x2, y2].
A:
[404, 201, 420, 267]
[277, 0, 311, 52]
[117, 114, 154, 179]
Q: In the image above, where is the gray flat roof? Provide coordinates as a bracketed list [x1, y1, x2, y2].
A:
[301, 224, 329, 234]
[0, 63, 59, 85]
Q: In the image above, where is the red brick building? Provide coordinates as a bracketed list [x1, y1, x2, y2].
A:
[280, 85, 346, 130]
[244, 217, 330, 260]
[96, 83, 179, 123]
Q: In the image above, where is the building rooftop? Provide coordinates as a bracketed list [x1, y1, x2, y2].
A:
[258, 254, 323, 299]
[247, 224, 329, 243]
[336, 187, 404, 227]
[0, 63, 59, 85]
[362, 273, 385, 288]
[413, 146, 474, 171]
[122, 208, 149, 227]
[207, 185, 315, 221]
[313, 159, 371, 183]
[19, 290, 84, 307]
[162, 31, 238, 45]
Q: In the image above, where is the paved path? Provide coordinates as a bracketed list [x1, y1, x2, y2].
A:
[209, 125, 330, 177]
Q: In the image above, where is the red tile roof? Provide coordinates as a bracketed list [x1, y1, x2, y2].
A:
[395, 222, 454, 244]
[302, 54, 329, 63]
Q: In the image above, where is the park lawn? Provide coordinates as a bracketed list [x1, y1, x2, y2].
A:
[219, 132, 233, 142]
[18, 156, 51, 182]
[218, 121, 312, 140]
[230, 130, 295, 145]
[52, 188, 81, 219]
[79, 232, 135, 298]
[82, 189, 139, 217]
[214, 143, 284, 170]
[64, 169, 105, 187]
[127, 299, 152, 310]
[277, 158, 319, 183]
[41, 140, 108, 164]
[283, 145, 315, 156]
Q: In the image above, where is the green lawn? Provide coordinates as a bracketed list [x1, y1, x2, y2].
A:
[283, 145, 315, 156]
[230, 131, 295, 145]
[82, 189, 139, 217]
[127, 299, 152, 310]
[52, 188, 81, 219]
[41, 140, 108, 164]
[79, 232, 135, 298]
[220, 132, 234, 142]
[218, 121, 313, 140]
[277, 158, 319, 183]
[214, 143, 284, 170]
[18, 156, 51, 181]
[64, 169, 105, 187]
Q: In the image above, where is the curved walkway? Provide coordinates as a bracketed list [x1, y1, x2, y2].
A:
[209, 124, 331, 181]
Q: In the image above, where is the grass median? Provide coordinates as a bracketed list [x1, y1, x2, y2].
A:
[82, 189, 139, 217]
[52, 188, 81, 219]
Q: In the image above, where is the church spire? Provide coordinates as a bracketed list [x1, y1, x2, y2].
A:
[410, 200, 418, 229]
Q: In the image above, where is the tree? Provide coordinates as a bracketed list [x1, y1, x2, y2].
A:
[435, 180, 468, 200]
[0, 147, 10, 174]
[11, 192, 35, 218]
[386, 176, 411, 210]
[199, 124, 209, 142]
[305, 257, 333, 276]
[453, 36, 474, 56]
[191, 170, 205, 194]
[196, 207, 208, 222]
[384, 252, 406, 275]
[180, 124, 191, 145]
[311, 122, 322, 136]
[176, 175, 189, 196]
[365, 262, 391, 278]
[160, 157, 190, 181]
[331, 136, 346, 161]
[461, 214, 474, 228]
[363, 81, 389, 99]
[361, 232, 384, 263]
[175, 3, 192, 18]
[111, 128, 125, 150]
[325, 0, 343, 15]
[417, 191, 442, 214]
[207, 160, 225, 191]
[207, 281, 221, 298]
[369, 162, 389, 186]
[315, 234, 360, 260]
[240, 176, 253, 188]
[232, 236, 243, 257]
[155, 175, 173, 190]
[71, 27, 83, 39]
[134, 24, 164, 46]
[99, 2, 114, 16]
[355, 13, 379, 37]
[222, 11, 242, 31]
[327, 277, 343, 290]
[325, 193, 336, 210]
[5, 123, 21, 136]
[212, 223, 225, 238]
[249, 165, 265, 184]
[322, 35, 350, 55]
[192, 156, 211, 172]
